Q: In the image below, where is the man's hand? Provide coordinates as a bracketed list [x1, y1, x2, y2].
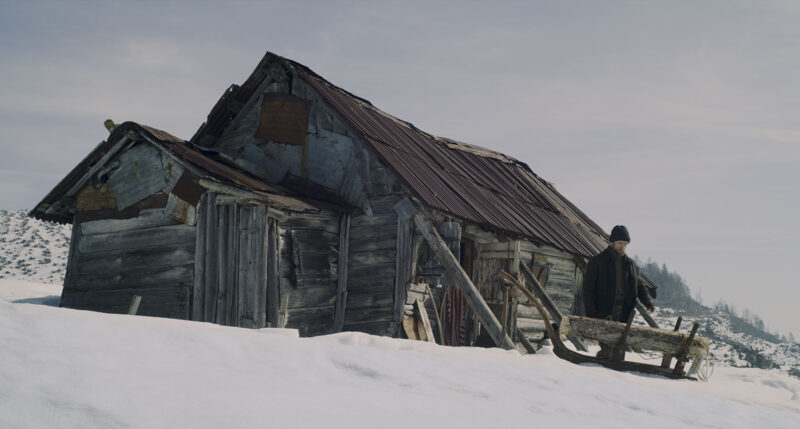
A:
[646, 304, 655, 313]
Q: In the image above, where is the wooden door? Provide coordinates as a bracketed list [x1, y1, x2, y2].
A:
[193, 194, 274, 328]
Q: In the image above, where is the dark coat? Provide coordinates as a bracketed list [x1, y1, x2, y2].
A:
[582, 247, 653, 321]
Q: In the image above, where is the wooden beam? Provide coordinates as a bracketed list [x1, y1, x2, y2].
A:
[334, 214, 350, 332]
[397, 199, 515, 350]
[661, 317, 682, 368]
[415, 299, 436, 344]
[517, 264, 588, 352]
[128, 295, 142, 315]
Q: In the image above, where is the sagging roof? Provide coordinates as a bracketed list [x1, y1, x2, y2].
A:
[30, 121, 329, 224]
[193, 52, 609, 258]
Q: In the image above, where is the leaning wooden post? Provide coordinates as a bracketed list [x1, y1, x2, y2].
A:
[673, 322, 700, 376]
[518, 264, 588, 352]
[636, 300, 659, 329]
[396, 199, 515, 350]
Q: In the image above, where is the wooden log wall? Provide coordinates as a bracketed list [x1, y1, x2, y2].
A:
[278, 211, 341, 336]
[61, 207, 195, 318]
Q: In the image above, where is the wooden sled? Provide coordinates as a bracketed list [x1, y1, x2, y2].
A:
[498, 270, 708, 380]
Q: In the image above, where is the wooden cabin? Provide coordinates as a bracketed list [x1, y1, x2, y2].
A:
[30, 52, 653, 349]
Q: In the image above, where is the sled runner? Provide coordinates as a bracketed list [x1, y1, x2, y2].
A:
[498, 270, 708, 380]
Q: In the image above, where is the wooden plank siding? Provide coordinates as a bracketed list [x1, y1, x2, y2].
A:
[278, 211, 341, 336]
[192, 192, 278, 329]
[343, 194, 400, 336]
[61, 206, 195, 319]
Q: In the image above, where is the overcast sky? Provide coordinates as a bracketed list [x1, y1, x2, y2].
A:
[2, 1, 798, 338]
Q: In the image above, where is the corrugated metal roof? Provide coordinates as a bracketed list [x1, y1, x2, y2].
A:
[30, 122, 330, 223]
[291, 61, 609, 257]
[191, 52, 612, 257]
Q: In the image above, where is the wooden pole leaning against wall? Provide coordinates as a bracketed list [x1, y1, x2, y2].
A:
[394, 198, 515, 350]
[517, 264, 588, 352]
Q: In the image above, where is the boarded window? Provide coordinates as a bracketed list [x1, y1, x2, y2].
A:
[254, 93, 310, 145]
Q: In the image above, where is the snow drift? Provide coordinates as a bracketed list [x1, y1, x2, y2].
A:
[1, 279, 798, 428]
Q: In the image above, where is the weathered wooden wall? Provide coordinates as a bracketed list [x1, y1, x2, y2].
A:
[211, 63, 405, 337]
[61, 207, 195, 318]
[193, 193, 275, 329]
[61, 141, 197, 318]
[278, 211, 341, 336]
[344, 195, 400, 336]
[476, 240, 584, 343]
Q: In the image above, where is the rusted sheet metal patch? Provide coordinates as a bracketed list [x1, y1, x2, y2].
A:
[255, 93, 310, 145]
[76, 183, 117, 212]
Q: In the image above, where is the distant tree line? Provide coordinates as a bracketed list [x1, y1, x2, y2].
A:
[635, 257, 791, 343]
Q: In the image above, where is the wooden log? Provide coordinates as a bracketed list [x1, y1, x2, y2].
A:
[398, 199, 514, 350]
[515, 265, 588, 352]
[515, 327, 537, 354]
[562, 316, 709, 362]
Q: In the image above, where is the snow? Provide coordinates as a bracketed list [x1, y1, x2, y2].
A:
[0, 210, 70, 284]
[1, 280, 799, 428]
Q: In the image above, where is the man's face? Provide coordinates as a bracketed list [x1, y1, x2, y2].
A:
[611, 240, 628, 255]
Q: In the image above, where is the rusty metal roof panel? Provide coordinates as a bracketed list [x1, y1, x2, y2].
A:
[292, 64, 608, 257]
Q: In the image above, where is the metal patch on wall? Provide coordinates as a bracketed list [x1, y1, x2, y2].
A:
[254, 93, 310, 145]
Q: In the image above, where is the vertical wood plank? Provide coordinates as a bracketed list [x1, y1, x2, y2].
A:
[266, 217, 280, 327]
[392, 216, 412, 336]
[216, 204, 229, 325]
[334, 214, 350, 332]
[203, 192, 218, 322]
[256, 205, 268, 328]
[237, 204, 249, 326]
[229, 203, 240, 325]
[192, 193, 207, 321]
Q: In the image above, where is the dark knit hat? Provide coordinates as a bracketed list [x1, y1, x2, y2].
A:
[609, 225, 630, 243]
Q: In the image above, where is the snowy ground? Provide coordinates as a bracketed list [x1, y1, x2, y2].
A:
[1, 279, 798, 429]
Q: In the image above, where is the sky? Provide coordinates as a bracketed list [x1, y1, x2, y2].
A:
[1, 1, 798, 338]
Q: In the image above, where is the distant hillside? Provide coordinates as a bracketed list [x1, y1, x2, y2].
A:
[0, 210, 70, 285]
[637, 257, 798, 373]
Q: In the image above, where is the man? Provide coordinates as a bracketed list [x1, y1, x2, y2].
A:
[583, 225, 655, 359]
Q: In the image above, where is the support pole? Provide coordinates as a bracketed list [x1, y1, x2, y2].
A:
[518, 264, 588, 352]
[397, 199, 515, 350]
[661, 317, 682, 368]
[636, 300, 660, 328]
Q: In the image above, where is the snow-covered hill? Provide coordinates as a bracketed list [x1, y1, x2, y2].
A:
[2, 209, 798, 378]
[0, 209, 70, 284]
[651, 307, 800, 374]
[1, 279, 799, 429]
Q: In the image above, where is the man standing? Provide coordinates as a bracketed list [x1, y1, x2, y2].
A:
[583, 225, 655, 359]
